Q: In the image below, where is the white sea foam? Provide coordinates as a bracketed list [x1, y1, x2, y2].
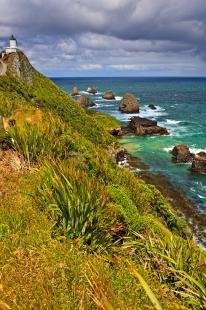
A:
[166, 119, 181, 125]
[190, 147, 206, 154]
[198, 194, 206, 199]
[140, 105, 167, 119]
[163, 146, 173, 153]
[163, 145, 206, 155]
[80, 91, 102, 95]
[115, 96, 123, 101]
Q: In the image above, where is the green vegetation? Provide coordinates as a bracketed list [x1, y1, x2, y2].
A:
[0, 64, 206, 309]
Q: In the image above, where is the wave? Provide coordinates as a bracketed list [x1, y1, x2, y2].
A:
[198, 194, 206, 199]
[80, 91, 103, 95]
[163, 147, 173, 153]
[140, 105, 167, 119]
[190, 147, 206, 154]
[163, 146, 206, 155]
[166, 119, 182, 125]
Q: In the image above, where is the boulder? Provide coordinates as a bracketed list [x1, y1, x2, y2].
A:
[119, 93, 139, 113]
[171, 144, 194, 163]
[115, 149, 127, 165]
[126, 116, 169, 136]
[76, 95, 95, 108]
[110, 128, 123, 137]
[191, 152, 206, 174]
[71, 86, 79, 96]
[86, 87, 97, 94]
[148, 104, 157, 110]
[102, 90, 115, 100]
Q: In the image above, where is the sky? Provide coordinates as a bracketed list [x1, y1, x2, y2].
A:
[0, 0, 206, 77]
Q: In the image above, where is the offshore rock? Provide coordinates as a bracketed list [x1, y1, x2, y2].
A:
[76, 95, 95, 108]
[124, 116, 169, 136]
[86, 87, 97, 94]
[171, 144, 194, 163]
[191, 152, 206, 174]
[148, 104, 157, 110]
[102, 90, 115, 100]
[119, 93, 140, 113]
[71, 86, 79, 96]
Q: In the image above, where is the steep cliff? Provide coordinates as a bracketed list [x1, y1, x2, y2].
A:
[1, 51, 36, 83]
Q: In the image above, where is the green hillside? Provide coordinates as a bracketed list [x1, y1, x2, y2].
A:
[0, 52, 206, 309]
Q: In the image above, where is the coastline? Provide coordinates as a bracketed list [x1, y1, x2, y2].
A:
[121, 147, 206, 247]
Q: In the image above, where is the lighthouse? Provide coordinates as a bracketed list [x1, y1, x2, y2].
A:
[5, 35, 18, 54]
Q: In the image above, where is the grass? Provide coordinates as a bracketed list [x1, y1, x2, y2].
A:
[36, 161, 114, 250]
[0, 61, 206, 309]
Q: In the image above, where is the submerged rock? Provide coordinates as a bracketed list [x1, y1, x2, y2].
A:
[102, 90, 115, 100]
[71, 86, 79, 96]
[86, 87, 97, 94]
[148, 104, 157, 110]
[171, 144, 194, 163]
[76, 95, 95, 108]
[191, 152, 206, 174]
[119, 93, 139, 113]
[123, 116, 169, 136]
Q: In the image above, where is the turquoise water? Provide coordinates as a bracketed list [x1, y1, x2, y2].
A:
[52, 77, 206, 214]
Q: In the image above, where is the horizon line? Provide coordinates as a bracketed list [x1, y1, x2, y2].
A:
[49, 75, 206, 78]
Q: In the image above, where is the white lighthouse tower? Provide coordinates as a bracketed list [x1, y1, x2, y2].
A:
[5, 35, 18, 54]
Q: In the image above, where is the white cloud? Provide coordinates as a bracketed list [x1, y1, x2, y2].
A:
[1, 0, 206, 75]
[80, 64, 102, 70]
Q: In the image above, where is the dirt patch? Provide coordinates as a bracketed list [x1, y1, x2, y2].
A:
[0, 149, 26, 200]
[0, 149, 25, 173]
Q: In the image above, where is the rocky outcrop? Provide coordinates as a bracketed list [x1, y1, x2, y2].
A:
[191, 152, 206, 174]
[76, 95, 95, 108]
[119, 93, 139, 113]
[86, 87, 97, 94]
[2, 51, 37, 83]
[102, 90, 115, 100]
[71, 86, 79, 96]
[123, 116, 169, 136]
[148, 104, 157, 110]
[115, 149, 128, 166]
[110, 128, 123, 137]
[171, 144, 194, 163]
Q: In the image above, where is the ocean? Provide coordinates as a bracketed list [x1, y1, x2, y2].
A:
[52, 77, 206, 216]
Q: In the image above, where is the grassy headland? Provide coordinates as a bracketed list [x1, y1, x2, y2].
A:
[0, 52, 206, 309]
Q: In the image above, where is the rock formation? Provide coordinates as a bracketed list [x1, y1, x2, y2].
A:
[122, 116, 169, 136]
[86, 87, 97, 94]
[76, 95, 95, 108]
[1, 51, 37, 83]
[191, 152, 206, 174]
[119, 93, 139, 113]
[148, 104, 157, 110]
[71, 86, 79, 96]
[171, 144, 194, 163]
[102, 90, 115, 100]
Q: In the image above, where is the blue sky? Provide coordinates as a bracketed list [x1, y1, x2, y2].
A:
[1, 0, 206, 77]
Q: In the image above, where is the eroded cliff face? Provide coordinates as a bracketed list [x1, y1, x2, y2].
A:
[1, 51, 37, 83]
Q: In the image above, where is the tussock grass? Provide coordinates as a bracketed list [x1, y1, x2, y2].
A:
[36, 161, 115, 250]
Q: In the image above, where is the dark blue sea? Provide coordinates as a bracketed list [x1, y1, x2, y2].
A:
[52, 77, 206, 216]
